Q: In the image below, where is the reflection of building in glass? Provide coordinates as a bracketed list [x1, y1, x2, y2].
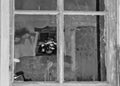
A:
[14, 28, 36, 59]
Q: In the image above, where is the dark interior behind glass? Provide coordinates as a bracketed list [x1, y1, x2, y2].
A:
[64, 15, 106, 81]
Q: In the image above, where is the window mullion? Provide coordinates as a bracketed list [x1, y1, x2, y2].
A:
[63, 11, 106, 15]
[57, 0, 64, 84]
[10, 0, 15, 83]
[105, 0, 117, 85]
[0, 0, 10, 86]
[14, 11, 59, 15]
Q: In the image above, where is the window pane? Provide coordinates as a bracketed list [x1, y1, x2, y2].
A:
[15, 0, 57, 10]
[64, 15, 106, 81]
[14, 15, 57, 81]
[64, 0, 105, 11]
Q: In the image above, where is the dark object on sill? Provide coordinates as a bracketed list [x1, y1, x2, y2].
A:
[15, 71, 32, 81]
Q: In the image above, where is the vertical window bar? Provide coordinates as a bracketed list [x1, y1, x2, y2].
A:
[0, 0, 10, 86]
[57, 0, 64, 83]
[10, 0, 15, 83]
[105, 0, 117, 85]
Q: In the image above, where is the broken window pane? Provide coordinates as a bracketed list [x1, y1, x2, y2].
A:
[64, 0, 105, 11]
[15, 0, 57, 10]
[64, 15, 106, 81]
[14, 15, 57, 81]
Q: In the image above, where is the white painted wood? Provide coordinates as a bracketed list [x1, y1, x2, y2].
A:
[13, 82, 109, 86]
[63, 11, 106, 15]
[118, 0, 120, 48]
[14, 11, 106, 16]
[14, 11, 59, 15]
[0, 0, 1, 82]
[0, 0, 10, 86]
[57, 0, 64, 83]
[105, 0, 118, 86]
[117, 0, 120, 86]
[10, 0, 15, 83]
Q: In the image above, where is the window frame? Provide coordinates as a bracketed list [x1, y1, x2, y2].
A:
[0, 0, 118, 86]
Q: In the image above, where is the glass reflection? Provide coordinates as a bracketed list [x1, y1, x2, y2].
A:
[14, 15, 57, 81]
[64, 0, 105, 11]
[64, 15, 106, 81]
[15, 0, 57, 10]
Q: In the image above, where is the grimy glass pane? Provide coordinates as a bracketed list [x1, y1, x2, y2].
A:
[15, 0, 57, 10]
[64, 15, 106, 81]
[64, 0, 105, 11]
[14, 15, 57, 81]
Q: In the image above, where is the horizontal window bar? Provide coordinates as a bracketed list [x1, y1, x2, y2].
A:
[14, 11, 59, 15]
[63, 11, 106, 15]
[14, 11, 106, 15]
[13, 82, 109, 86]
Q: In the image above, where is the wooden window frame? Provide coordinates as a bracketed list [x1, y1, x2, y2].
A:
[0, 0, 119, 86]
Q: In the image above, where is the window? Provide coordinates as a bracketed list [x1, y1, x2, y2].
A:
[0, 0, 118, 86]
